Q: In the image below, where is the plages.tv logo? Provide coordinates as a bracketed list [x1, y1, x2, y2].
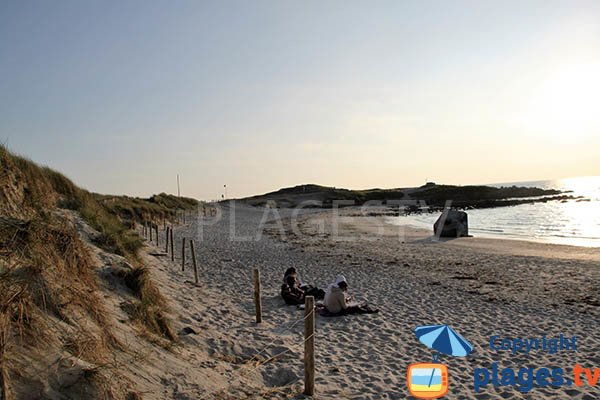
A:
[407, 324, 473, 399]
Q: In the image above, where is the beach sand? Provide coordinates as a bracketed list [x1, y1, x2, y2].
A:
[145, 203, 599, 399]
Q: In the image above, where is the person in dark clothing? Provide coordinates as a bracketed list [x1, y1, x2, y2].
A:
[282, 267, 325, 300]
[281, 275, 305, 305]
[283, 267, 297, 284]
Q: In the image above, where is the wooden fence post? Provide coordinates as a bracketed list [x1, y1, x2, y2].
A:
[181, 237, 186, 271]
[149, 222, 153, 242]
[304, 295, 315, 396]
[253, 268, 262, 323]
[190, 239, 199, 284]
[155, 224, 159, 246]
[165, 227, 170, 253]
[170, 227, 174, 261]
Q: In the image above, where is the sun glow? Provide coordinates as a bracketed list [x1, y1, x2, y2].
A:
[526, 62, 600, 140]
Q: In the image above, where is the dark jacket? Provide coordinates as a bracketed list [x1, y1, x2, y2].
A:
[281, 283, 305, 305]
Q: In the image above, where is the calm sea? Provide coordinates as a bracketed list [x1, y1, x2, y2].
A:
[388, 176, 600, 247]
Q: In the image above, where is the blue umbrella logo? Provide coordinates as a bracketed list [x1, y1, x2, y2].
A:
[415, 324, 473, 361]
[414, 324, 473, 390]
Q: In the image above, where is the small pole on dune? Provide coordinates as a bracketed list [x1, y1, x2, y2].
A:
[170, 227, 174, 261]
[304, 295, 315, 396]
[155, 224, 159, 246]
[149, 222, 153, 242]
[165, 227, 170, 253]
[181, 237, 186, 271]
[253, 268, 262, 323]
[190, 239, 199, 284]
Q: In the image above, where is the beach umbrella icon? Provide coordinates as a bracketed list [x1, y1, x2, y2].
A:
[414, 325, 473, 389]
[415, 324, 473, 361]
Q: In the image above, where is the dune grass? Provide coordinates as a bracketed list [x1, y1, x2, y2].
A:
[0, 145, 198, 396]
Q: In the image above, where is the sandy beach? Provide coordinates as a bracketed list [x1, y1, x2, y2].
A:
[141, 203, 600, 399]
[5, 2, 600, 398]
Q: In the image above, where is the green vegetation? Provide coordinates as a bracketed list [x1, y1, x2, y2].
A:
[242, 184, 407, 207]
[241, 182, 563, 209]
[1, 144, 198, 260]
[412, 184, 561, 202]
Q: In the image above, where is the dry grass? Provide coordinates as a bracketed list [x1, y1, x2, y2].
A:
[98, 192, 198, 223]
[0, 145, 191, 396]
[119, 266, 176, 341]
[1, 144, 198, 261]
[0, 307, 13, 400]
[0, 214, 118, 361]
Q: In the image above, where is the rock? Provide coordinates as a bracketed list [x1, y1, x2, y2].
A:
[261, 366, 298, 387]
[433, 210, 469, 238]
[180, 327, 198, 335]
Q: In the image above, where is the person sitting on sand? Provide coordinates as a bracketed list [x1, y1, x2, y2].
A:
[281, 275, 305, 305]
[324, 275, 378, 315]
[283, 267, 298, 284]
[283, 267, 325, 300]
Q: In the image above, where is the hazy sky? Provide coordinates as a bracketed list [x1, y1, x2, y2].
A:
[1, 1, 599, 199]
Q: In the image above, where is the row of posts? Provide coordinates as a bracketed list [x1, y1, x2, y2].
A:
[140, 220, 199, 285]
[140, 215, 315, 397]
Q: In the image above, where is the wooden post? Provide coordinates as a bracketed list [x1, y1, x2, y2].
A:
[165, 227, 170, 253]
[190, 239, 199, 284]
[181, 237, 186, 271]
[170, 227, 174, 261]
[304, 295, 315, 396]
[149, 222, 153, 242]
[155, 224, 159, 246]
[253, 268, 262, 323]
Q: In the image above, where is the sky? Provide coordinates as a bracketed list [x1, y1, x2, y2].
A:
[1, 1, 599, 200]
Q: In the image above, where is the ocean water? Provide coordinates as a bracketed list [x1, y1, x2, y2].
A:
[388, 176, 600, 247]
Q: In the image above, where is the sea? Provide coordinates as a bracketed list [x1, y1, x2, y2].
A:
[387, 176, 600, 248]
